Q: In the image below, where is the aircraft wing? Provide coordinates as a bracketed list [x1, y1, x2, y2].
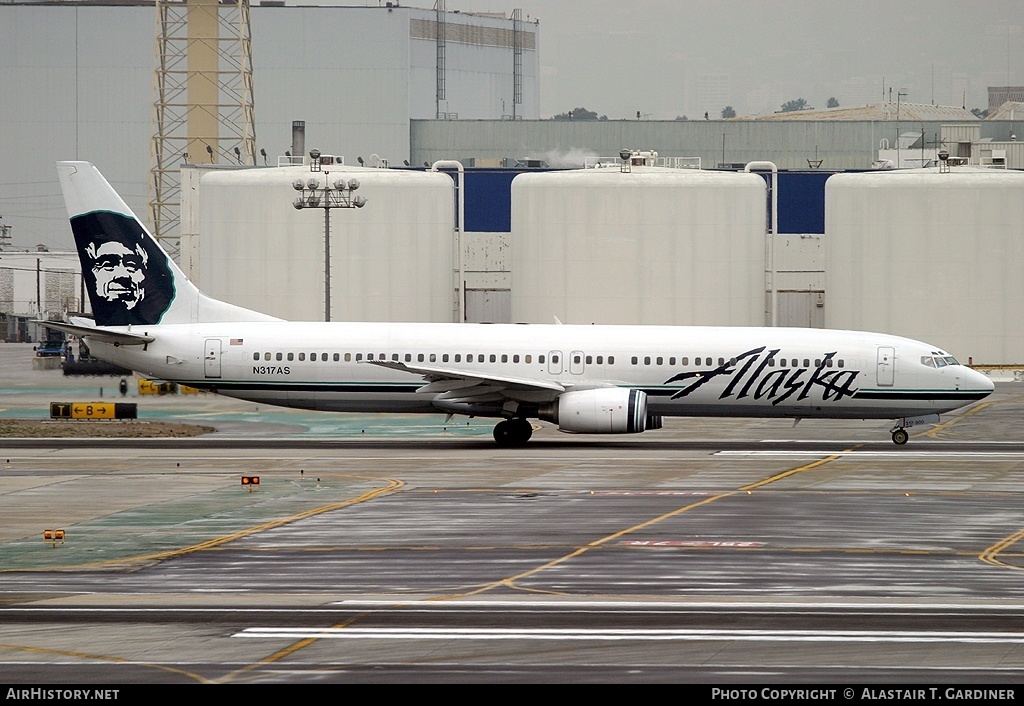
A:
[366, 360, 566, 394]
[33, 320, 154, 346]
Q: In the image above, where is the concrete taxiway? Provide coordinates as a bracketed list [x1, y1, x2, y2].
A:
[2, 343, 1024, 684]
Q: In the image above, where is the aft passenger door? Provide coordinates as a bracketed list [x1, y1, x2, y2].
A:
[204, 338, 222, 379]
[876, 346, 894, 387]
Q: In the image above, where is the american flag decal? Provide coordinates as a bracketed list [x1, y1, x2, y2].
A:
[230, 338, 243, 345]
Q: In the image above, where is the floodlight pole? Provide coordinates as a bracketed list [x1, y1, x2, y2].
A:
[292, 149, 367, 322]
[323, 195, 331, 322]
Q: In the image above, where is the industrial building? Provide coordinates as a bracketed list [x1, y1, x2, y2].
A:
[0, 0, 541, 254]
[1, 1, 1023, 368]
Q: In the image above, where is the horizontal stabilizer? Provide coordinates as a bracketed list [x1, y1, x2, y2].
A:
[33, 320, 153, 346]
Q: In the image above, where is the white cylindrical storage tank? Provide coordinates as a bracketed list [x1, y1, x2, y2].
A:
[197, 166, 455, 322]
[825, 167, 1024, 366]
[511, 167, 767, 325]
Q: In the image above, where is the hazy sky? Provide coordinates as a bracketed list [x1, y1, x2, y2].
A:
[458, 0, 1023, 119]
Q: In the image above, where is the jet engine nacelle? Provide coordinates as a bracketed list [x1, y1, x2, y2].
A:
[538, 388, 649, 434]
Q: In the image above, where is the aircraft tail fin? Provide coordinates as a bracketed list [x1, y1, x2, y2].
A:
[56, 161, 279, 327]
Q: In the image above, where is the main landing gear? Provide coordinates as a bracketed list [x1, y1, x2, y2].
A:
[493, 418, 534, 446]
[890, 426, 909, 445]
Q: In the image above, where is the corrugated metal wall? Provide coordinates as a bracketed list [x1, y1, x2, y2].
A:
[410, 119, 1017, 173]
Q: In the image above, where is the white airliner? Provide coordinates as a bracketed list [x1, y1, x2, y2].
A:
[45, 161, 994, 445]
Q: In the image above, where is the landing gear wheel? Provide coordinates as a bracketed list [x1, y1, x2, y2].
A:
[493, 418, 533, 446]
[512, 418, 533, 443]
[891, 428, 909, 445]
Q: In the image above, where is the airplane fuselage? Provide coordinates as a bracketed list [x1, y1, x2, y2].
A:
[54, 161, 996, 445]
[89, 321, 991, 422]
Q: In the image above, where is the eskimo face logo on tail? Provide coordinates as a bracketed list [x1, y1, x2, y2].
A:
[72, 211, 175, 326]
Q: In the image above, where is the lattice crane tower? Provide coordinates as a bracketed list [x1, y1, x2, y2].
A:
[150, 0, 256, 258]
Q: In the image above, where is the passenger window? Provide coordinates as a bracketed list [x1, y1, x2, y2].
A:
[405, 353, 411, 362]
[501, 354, 508, 363]
[681, 357, 688, 366]
[631, 356, 638, 365]
[264, 352, 271, 361]
[552, 354, 559, 363]
[454, 354, 462, 362]
[490, 354, 496, 363]
[276, 352, 283, 361]
[355, 353, 362, 361]
[803, 359, 810, 367]
[253, 353, 260, 361]
[430, 354, 437, 362]
[608, 356, 614, 364]
[443, 354, 449, 362]
[655, 357, 662, 365]
[838, 360, 844, 368]
[669, 357, 675, 366]
[418, 354, 425, 362]
[343, 353, 350, 362]
[718, 358, 725, 366]
[574, 355, 582, 364]
[525, 354, 532, 364]
[333, 353, 340, 362]
[539, 355, 545, 364]
[392, 353, 399, 361]
[585, 355, 592, 364]
[644, 357, 651, 365]
[299, 352, 306, 361]
[513, 354, 520, 363]
[595, 356, 602, 364]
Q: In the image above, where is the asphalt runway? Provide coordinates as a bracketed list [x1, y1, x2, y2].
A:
[2, 343, 1024, 685]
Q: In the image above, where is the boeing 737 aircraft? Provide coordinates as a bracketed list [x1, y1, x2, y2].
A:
[45, 161, 994, 445]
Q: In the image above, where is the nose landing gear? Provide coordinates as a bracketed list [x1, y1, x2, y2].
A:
[890, 426, 909, 445]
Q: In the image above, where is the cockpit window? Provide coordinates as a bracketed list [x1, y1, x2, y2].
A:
[922, 355, 960, 368]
